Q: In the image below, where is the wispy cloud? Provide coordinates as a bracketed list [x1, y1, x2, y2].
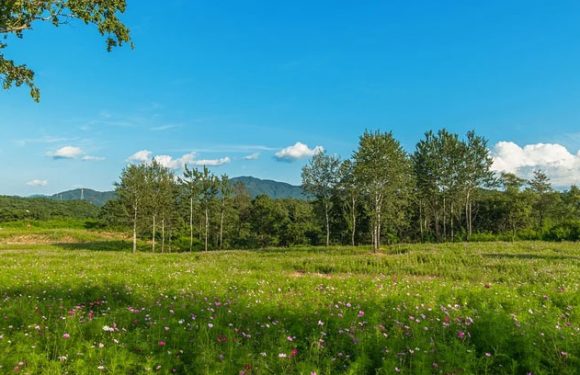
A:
[275, 142, 324, 162]
[14, 135, 73, 146]
[26, 179, 48, 187]
[150, 124, 181, 131]
[193, 157, 231, 167]
[243, 152, 260, 160]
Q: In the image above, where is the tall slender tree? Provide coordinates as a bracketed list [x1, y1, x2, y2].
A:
[338, 159, 359, 246]
[199, 166, 218, 252]
[115, 163, 147, 253]
[301, 151, 341, 247]
[218, 174, 233, 249]
[179, 165, 203, 252]
[354, 130, 412, 252]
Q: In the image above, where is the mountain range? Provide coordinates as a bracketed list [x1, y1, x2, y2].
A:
[41, 176, 306, 206]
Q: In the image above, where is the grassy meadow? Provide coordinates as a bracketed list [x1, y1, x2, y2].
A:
[0, 223, 578, 374]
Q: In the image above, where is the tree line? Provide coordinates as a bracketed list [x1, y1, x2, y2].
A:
[101, 129, 579, 252]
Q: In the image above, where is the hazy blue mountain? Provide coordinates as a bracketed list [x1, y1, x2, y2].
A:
[41, 177, 306, 207]
[49, 189, 116, 207]
[230, 176, 306, 199]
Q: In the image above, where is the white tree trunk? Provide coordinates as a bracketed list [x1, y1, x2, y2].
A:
[132, 204, 138, 254]
[151, 215, 156, 252]
[189, 196, 194, 252]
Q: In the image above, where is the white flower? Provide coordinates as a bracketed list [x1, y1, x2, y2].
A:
[102, 325, 115, 332]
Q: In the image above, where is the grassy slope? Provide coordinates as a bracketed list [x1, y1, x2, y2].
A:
[0, 228, 578, 374]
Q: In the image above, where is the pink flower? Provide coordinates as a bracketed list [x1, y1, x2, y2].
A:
[358, 310, 365, 318]
[457, 331, 465, 340]
[159, 340, 166, 347]
[290, 348, 299, 358]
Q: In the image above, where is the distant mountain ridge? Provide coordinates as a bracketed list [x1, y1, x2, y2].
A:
[37, 177, 306, 206]
[230, 176, 306, 199]
[49, 189, 116, 207]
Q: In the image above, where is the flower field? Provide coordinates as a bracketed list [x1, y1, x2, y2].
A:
[0, 237, 578, 374]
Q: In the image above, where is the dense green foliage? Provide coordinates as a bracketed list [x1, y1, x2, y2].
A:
[0, 241, 578, 374]
[100, 129, 578, 251]
[0, 195, 98, 222]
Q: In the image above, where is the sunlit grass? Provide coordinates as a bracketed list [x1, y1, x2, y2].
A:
[0, 237, 578, 374]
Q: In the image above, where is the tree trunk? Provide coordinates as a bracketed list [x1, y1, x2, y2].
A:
[450, 202, 454, 242]
[132, 204, 138, 254]
[219, 201, 225, 249]
[325, 202, 330, 247]
[465, 193, 470, 241]
[204, 206, 209, 252]
[443, 196, 447, 242]
[189, 197, 193, 252]
[351, 195, 356, 247]
[419, 200, 424, 242]
[161, 218, 166, 253]
[152, 215, 156, 253]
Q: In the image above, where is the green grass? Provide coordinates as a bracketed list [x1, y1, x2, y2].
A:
[0, 236, 578, 374]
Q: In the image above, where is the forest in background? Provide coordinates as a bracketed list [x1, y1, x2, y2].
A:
[1, 129, 578, 251]
[101, 129, 580, 251]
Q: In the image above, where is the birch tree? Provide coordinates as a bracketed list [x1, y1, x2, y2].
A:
[179, 165, 203, 252]
[218, 174, 233, 249]
[199, 166, 218, 252]
[301, 151, 340, 247]
[338, 159, 359, 246]
[115, 163, 146, 253]
[354, 130, 412, 252]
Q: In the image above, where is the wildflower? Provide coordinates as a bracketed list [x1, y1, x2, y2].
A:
[311, 372, 318, 375]
[208, 323, 214, 328]
[358, 310, 365, 318]
[102, 325, 115, 333]
[97, 366, 105, 371]
[318, 320, 324, 326]
[260, 352, 267, 357]
[485, 352, 492, 357]
[63, 333, 70, 340]
[457, 331, 465, 340]
[159, 341, 166, 347]
[287, 336, 294, 342]
[291, 348, 299, 358]
[278, 353, 287, 358]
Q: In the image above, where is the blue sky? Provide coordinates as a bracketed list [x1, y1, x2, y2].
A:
[1, 0, 580, 195]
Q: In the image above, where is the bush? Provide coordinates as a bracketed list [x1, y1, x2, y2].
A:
[543, 221, 580, 241]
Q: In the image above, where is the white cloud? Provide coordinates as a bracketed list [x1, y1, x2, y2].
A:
[154, 152, 197, 169]
[275, 142, 324, 162]
[49, 146, 83, 159]
[491, 141, 580, 187]
[26, 179, 48, 187]
[243, 152, 260, 160]
[193, 157, 231, 167]
[128, 150, 153, 163]
[127, 151, 229, 168]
